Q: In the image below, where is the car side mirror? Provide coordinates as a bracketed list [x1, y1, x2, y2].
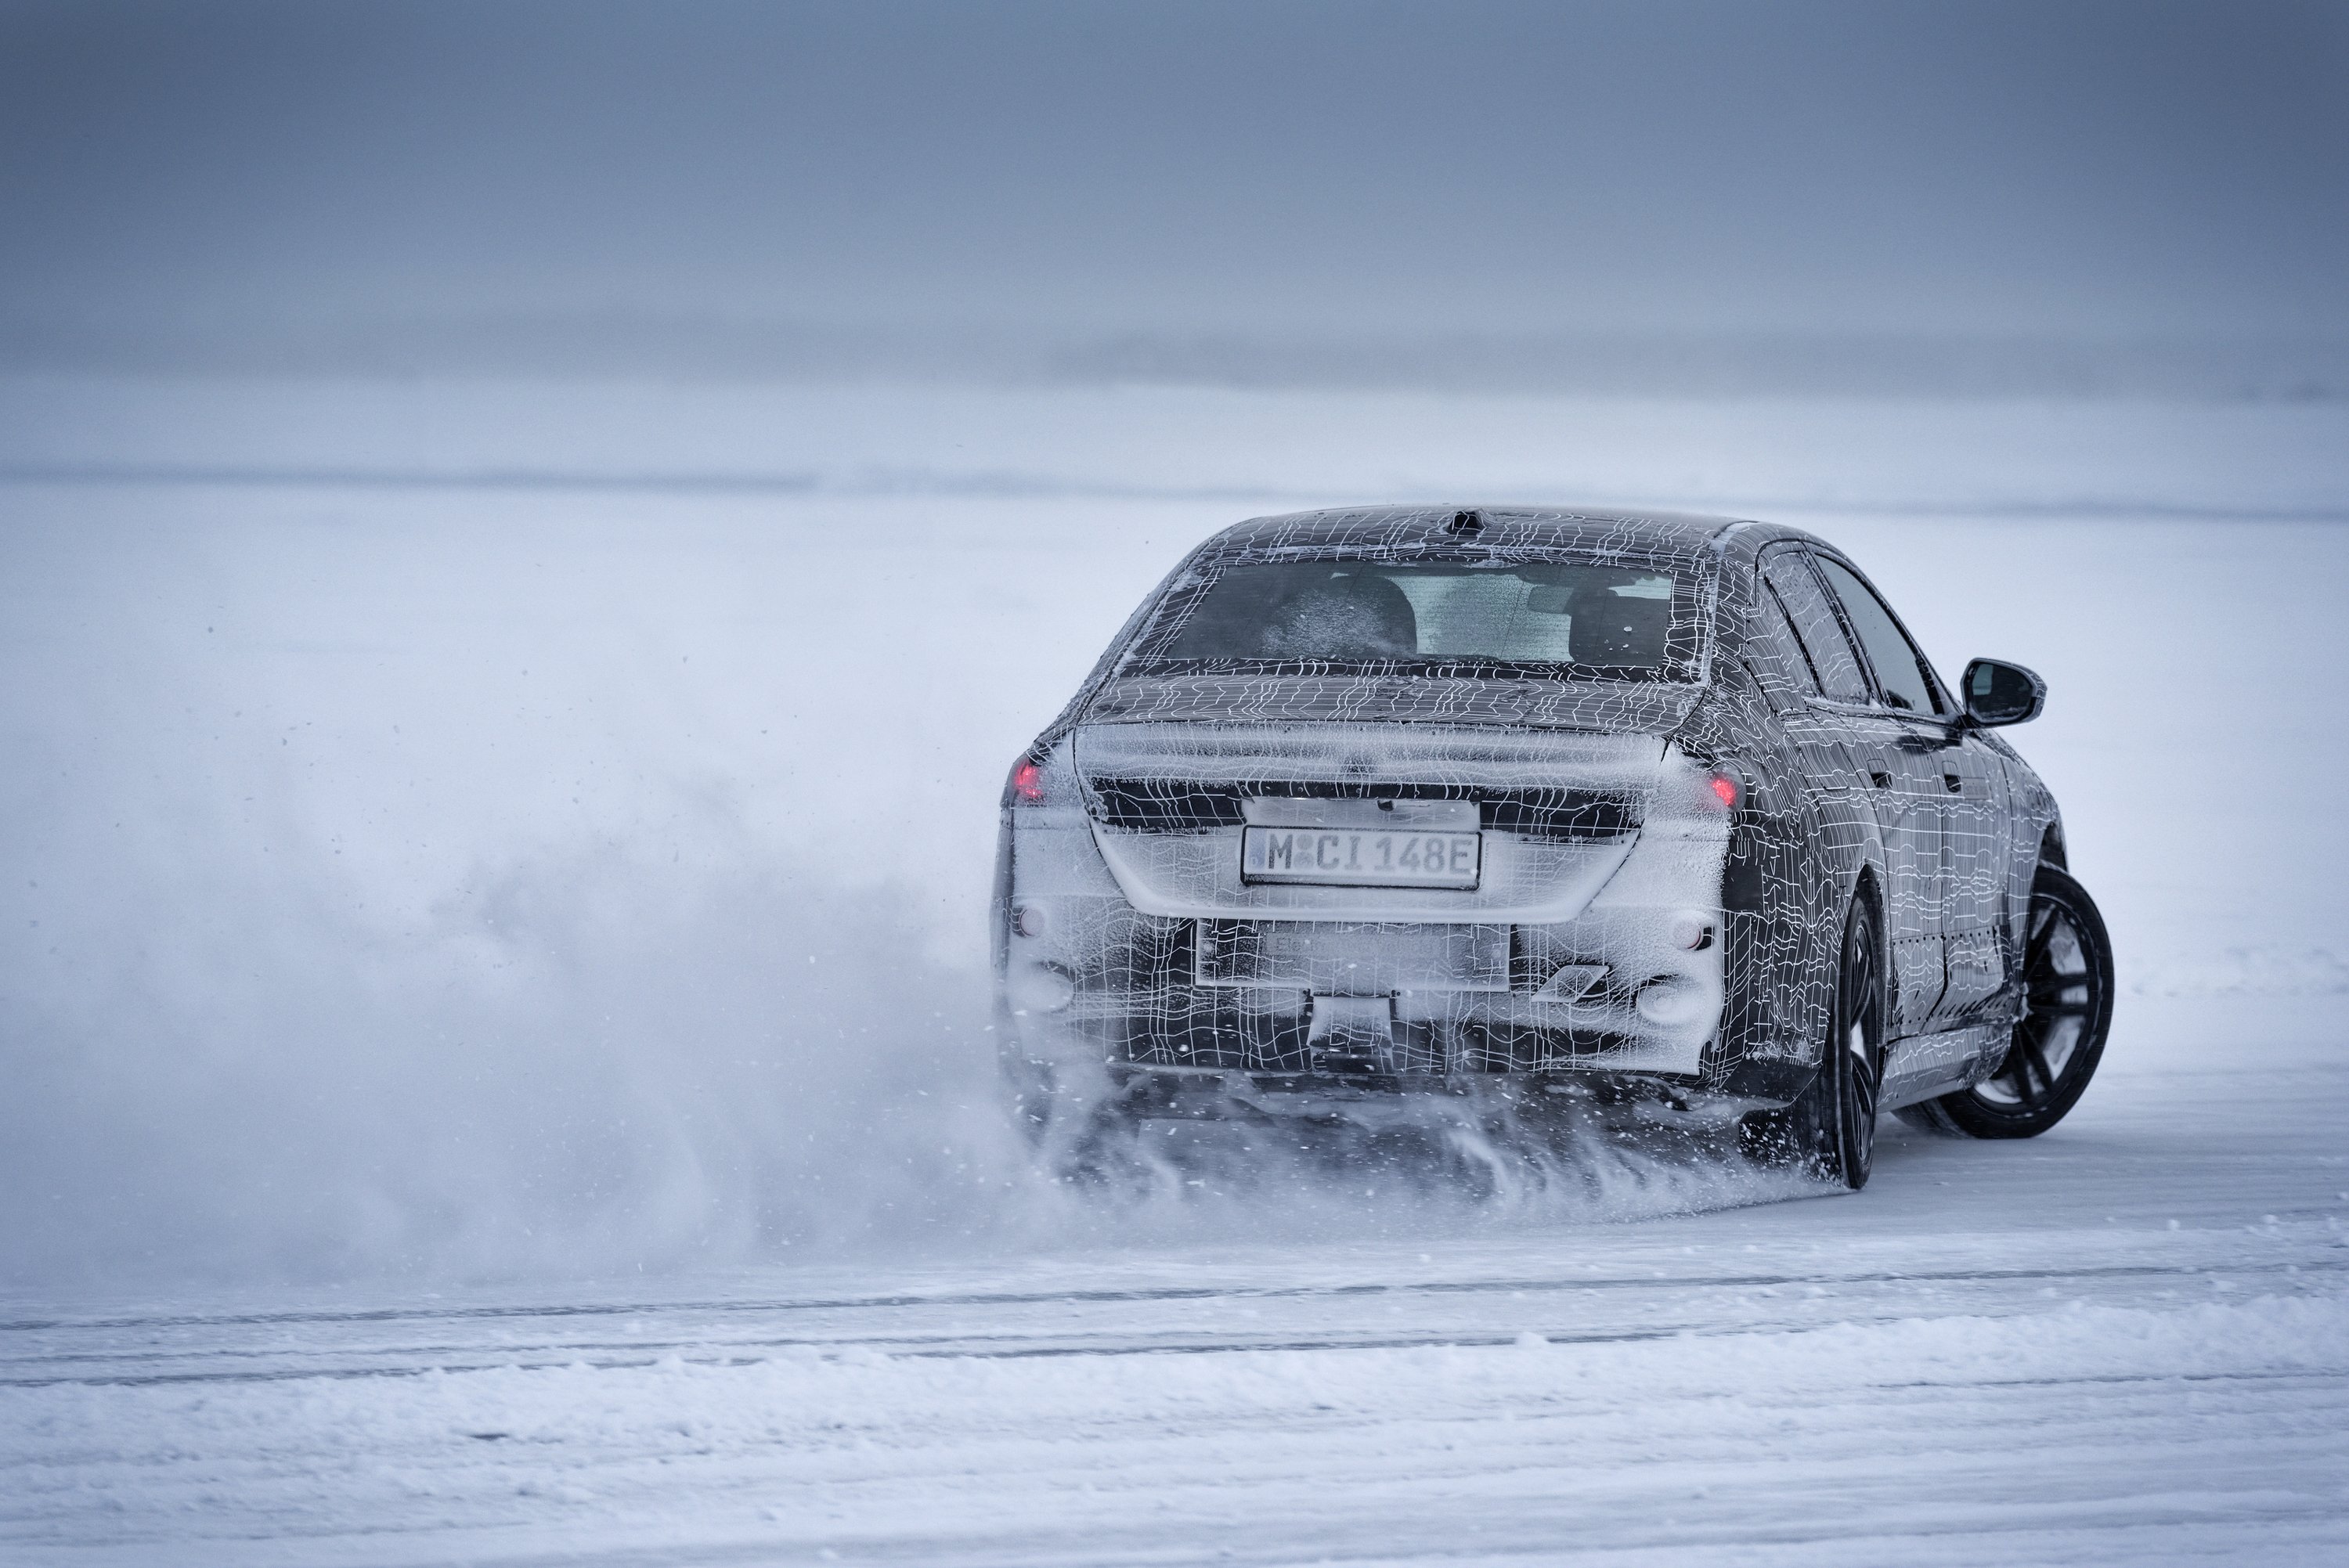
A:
[1962, 658, 2045, 726]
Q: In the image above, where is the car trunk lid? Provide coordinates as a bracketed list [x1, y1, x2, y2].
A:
[1070, 720, 1670, 923]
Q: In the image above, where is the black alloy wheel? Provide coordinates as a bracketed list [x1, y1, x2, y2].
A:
[1900, 865, 2113, 1139]
[1741, 887, 1884, 1188]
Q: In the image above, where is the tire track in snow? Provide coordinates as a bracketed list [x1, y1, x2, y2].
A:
[7, 1257, 2340, 1390]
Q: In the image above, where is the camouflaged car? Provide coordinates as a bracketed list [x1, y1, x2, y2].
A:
[992, 506, 2113, 1187]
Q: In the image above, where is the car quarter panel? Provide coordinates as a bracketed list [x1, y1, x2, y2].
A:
[1693, 528, 1882, 1094]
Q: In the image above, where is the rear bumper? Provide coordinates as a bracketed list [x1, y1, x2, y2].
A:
[1000, 870, 1737, 1082]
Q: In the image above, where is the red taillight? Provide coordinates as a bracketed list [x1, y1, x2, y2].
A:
[1009, 758, 1046, 805]
[1708, 772, 1740, 809]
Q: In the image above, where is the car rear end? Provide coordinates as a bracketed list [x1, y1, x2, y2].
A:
[993, 508, 1742, 1118]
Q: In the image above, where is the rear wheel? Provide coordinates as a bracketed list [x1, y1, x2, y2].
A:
[1741, 887, 1883, 1188]
[1899, 865, 2112, 1139]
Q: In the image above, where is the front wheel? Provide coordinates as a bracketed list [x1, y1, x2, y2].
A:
[1898, 865, 2113, 1139]
[1741, 886, 1883, 1188]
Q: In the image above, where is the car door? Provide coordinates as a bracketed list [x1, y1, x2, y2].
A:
[1759, 544, 1943, 1036]
[1810, 553, 2012, 1026]
[1933, 726, 2014, 1022]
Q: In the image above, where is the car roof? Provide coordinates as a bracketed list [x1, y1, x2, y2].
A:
[1202, 504, 1751, 559]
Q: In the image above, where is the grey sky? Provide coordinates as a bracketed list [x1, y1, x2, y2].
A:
[3, 0, 2344, 355]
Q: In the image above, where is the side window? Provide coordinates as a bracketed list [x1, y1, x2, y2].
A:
[1759, 547, 1870, 702]
[1815, 557, 1946, 716]
[1747, 577, 1820, 695]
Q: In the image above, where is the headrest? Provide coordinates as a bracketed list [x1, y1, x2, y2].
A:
[1261, 573, 1420, 658]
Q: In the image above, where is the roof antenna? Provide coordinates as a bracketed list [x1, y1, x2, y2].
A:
[1449, 508, 1483, 535]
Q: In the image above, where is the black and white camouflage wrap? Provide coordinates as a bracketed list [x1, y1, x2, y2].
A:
[994, 506, 2061, 1119]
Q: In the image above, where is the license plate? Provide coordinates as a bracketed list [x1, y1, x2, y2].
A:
[1239, 825, 1481, 889]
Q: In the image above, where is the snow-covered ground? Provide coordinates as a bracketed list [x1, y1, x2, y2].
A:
[7, 1012, 2349, 1567]
[2, 377, 2346, 1563]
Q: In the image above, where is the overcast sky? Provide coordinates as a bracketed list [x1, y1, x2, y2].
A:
[3, 0, 2344, 353]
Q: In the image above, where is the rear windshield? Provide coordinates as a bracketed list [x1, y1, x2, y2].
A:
[1127, 557, 1702, 680]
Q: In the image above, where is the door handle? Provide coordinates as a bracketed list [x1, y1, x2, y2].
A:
[1943, 773, 1964, 795]
[1869, 770, 1893, 791]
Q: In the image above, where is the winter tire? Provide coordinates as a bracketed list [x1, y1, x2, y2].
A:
[1899, 865, 2113, 1139]
[1741, 885, 1884, 1188]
